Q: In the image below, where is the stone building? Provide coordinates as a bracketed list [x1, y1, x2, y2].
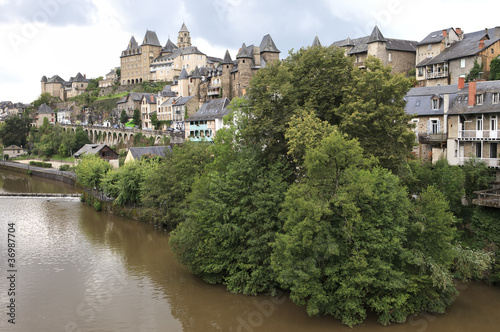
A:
[332, 26, 417, 74]
[116, 92, 146, 118]
[416, 27, 500, 87]
[34, 103, 55, 127]
[185, 98, 230, 141]
[40, 73, 89, 101]
[120, 31, 162, 85]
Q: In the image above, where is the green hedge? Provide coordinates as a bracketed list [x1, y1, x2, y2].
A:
[29, 161, 52, 168]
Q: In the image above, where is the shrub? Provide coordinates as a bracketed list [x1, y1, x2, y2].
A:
[94, 201, 102, 211]
[59, 164, 70, 171]
[29, 161, 52, 168]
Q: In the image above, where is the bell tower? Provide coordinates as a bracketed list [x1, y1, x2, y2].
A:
[177, 23, 192, 48]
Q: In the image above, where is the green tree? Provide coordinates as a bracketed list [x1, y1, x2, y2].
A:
[150, 112, 159, 130]
[141, 142, 212, 230]
[462, 157, 492, 204]
[132, 109, 141, 127]
[120, 110, 128, 125]
[489, 57, 500, 80]
[75, 153, 112, 190]
[32, 92, 58, 108]
[74, 127, 90, 152]
[466, 60, 483, 82]
[170, 146, 290, 294]
[430, 159, 465, 216]
[0, 115, 32, 147]
[337, 57, 415, 174]
[240, 46, 352, 163]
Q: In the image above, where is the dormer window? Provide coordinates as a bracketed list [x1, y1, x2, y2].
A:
[492, 93, 499, 104]
[431, 98, 439, 110]
[476, 94, 484, 105]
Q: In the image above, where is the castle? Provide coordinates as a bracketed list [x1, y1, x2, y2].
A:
[40, 73, 89, 101]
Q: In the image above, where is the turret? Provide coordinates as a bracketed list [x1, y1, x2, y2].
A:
[221, 50, 234, 99]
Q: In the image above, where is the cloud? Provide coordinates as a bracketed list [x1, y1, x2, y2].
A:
[0, 0, 98, 27]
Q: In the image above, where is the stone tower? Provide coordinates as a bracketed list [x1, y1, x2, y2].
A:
[140, 30, 162, 83]
[41, 75, 47, 95]
[221, 50, 234, 100]
[366, 26, 387, 65]
[178, 68, 190, 97]
[236, 43, 253, 97]
[177, 23, 192, 48]
[191, 66, 202, 100]
[259, 34, 280, 64]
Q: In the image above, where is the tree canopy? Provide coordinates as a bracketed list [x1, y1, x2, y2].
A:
[0, 115, 32, 147]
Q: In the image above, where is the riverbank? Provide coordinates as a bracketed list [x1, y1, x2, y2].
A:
[0, 160, 77, 185]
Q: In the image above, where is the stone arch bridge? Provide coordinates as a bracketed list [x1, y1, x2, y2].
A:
[62, 125, 185, 146]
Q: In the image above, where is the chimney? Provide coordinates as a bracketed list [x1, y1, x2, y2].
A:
[84, 74, 86, 79]
[456, 27, 462, 36]
[469, 81, 477, 107]
[443, 29, 448, 38]
[458, 77, 465, 89]
[479, 39, 485, 50]
[150, 94, 154, 102]
[496, 26, 500, 39]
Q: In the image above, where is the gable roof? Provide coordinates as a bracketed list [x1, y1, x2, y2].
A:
[405, 85, 459, 116]
[142, 30, 161, 47]
[186, 98, 230, 122]
[46, 75, 65, 84]
[332, 27, 416, 54]
[260, 34, 280, 53]
[74, 144, 111, 157]
[417, 28, 454, 46]
[449, 80, 500, 115]
[4, 145, 24, 151]
[174, 96, 194, 106]
[128, 146, 171, 160]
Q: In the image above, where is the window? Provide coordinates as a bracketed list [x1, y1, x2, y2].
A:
[493, 93, 499, 104]
[476, 143, 482, 158]
[388, 52, 392, 62]
[428, 119, 440, 134]
[477, 116, 483, 130]
[476, 94, 484, 105]
[418, 67, 424, 76]
[491, 143, 498, 158]
[427, 44, 432, 51]
[431, 98, 439, 110]
[492, 115, 498, 131]
[460, 58, 466, 68]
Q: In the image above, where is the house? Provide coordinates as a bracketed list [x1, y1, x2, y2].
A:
[116, 92, 146, 117]
[332, 26, 417, 74]
[416, 27, 500, 87]
[57, 108, 72, 124]
[446, 79, 500, 169]
[124, 146, 172, 164]
[34, 103, 55, 127]
[99, 68, 119, 88]
[140, 93, 157, 129]
[185, 98, 230, 141]
[3, 145, 26, 158]
[405, 85, 459, 163]
[74, 144, 119, 168]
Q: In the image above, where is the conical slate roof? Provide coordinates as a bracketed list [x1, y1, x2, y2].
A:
[126, 36, 139, 50]
[162, 38, 178, 53]
[236, 43, 253, 59]
[340, 37, 355, 47]
[191, 66, 202, 79]
[259, 34, 280, 53]
[222, 50, 233, 64]
[367, 26, 387, 44]
[179, 23, 189, 32]
[142, 30, 161, 47]
[178, 68, 189, 80]
[41, 76, 47, 82]
[312, 36, 322, 47]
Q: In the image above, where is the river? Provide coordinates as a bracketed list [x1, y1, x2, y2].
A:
[0, 169, 499, 331]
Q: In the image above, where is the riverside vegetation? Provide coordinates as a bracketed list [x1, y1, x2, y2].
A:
[72, 46, 498, 327]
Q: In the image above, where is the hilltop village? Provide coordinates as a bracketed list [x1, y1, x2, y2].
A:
[1, 23, 500, 175]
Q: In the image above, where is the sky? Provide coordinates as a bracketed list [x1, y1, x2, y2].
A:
[1, 0, 499, 104]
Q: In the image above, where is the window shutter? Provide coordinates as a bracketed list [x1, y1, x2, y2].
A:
[437, 120, 441, 133]
[427, 120, 431, 134]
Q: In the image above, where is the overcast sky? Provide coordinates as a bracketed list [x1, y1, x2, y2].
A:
[1, 0, 499, 104]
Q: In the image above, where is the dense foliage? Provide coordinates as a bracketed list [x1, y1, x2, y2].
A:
[0, 115, 32, 147]
[71, 45, 497, 327]
[29, 121, 90, 157]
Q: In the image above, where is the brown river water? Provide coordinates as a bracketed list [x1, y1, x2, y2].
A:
[0, 169, 499, 331]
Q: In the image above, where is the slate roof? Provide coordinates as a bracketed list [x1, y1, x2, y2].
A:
[73, 73, 88, 83]
[74, 144, 109, 157]
[179, 23, 189, 32]
[153, 46, 205, 63]
[449, 81, 500, 115]
[222, 50, 233, 64]
[37, 103, 52, 114]
[332, 26, 416, 54]
[260, 34, 280, 53]
[237, 43, 253, 59]
[160, 85, 177, 98]
[4, 145, 24, 151]
[312, 36, 322, 47]
[126, 36, 139, 50]
[174, 96, 194, 106]
[416, 32, 495, 67]
[162, 38, 178, 53]
[142, 93, 157, 104]
[178, 68, 189, 80]
[405, 85, 459, 116]
[141, 30, 161, 47]
[41, 75, 47, 82]
[417, 28, 454, 46]
[128, 146, 172, 160]
[186, 98, 230, 122]
[46, 75, 65, 84]
[207, 56, 223, 64]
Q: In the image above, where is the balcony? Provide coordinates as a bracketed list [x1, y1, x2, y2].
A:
[418, 132, 448, 143]
[426, 71, 448, 79]
[459, 130, 500, 140]
[458, 157, 500, 168]
[473, 188, 500, 208]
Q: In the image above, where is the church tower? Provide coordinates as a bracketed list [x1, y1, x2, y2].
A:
[177, 23, 192, 48]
